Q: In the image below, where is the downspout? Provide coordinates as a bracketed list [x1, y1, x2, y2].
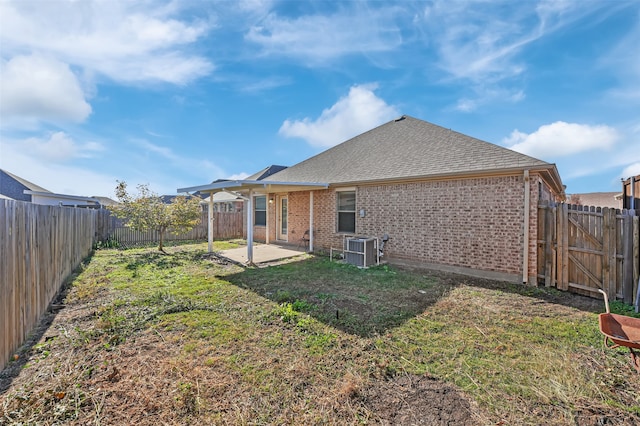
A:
[208, 193, 214, 252]
[309, 191, 314, 252]
[523, 170, 531, 284]
[631, 176, 636, 210]
[266, 194, 270, 245]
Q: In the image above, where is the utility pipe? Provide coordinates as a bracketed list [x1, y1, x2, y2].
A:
[309, 191, 314, 252]
[631, 175, 636, 210]
[266, 194, 270, 245]
[523, 170, 530, 284]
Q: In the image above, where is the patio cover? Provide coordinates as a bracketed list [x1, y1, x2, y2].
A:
[178, 179, 328, 264]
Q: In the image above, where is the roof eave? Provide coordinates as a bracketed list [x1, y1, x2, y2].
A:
[323, 165, 561, 188]
[23, 190, 100, 203]
[178, 180, 329, 194]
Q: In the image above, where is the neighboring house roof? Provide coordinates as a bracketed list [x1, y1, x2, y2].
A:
[568, 192, 622, 209]
[92, 196, 120, 207]
[265, 115, 563, 194]
[160, 194, 202, 204]
[24, 190, 102, 207]
[0, 169, 51, 201]
[246, 165, 288, 181]
[201, 191, 244, 204]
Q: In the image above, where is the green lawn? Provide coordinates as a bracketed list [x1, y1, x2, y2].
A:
[2, 242, 639, 425]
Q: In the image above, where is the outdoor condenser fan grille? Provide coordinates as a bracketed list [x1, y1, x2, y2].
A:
[345, 237, 377, 268]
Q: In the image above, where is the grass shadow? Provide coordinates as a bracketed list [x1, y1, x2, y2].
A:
[225, 256, 457, 337]
[223, 255, 612, 338]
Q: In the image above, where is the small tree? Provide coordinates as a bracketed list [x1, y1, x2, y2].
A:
[109, 181, 202, 252]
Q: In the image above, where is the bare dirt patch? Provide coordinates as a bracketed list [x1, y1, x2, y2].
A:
[2, 247, 639, 425]
[361, 374, 482, 425]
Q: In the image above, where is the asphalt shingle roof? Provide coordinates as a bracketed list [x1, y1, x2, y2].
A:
[265, 115, 553, 185]
[246, 165, 288, 181]
[1, 169, 51, 193]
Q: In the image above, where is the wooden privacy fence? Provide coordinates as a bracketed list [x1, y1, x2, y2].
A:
[537, 202, 639, 303]
[0, 200, 110, 371]
[107, 211, 243, 248]
[0, 202, 243, 372]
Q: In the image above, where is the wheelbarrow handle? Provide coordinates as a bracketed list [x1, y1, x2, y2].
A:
[598, 289, 610, 314]
[604, 336, 620, 350]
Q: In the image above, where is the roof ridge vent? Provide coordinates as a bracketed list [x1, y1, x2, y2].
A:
[394, 115, 406, 122]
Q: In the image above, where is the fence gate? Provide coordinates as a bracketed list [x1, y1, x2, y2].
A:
[538, 203, 639, 303]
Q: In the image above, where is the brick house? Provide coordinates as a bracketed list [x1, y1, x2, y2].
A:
[179, 115, 564, 283]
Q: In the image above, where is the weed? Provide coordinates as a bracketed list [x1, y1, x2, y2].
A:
[93, 238, 120, 250]
[291, 299, 315, 312]
[176, 381, 200, 414]
[4, 243, 639, 426]
[609, 300, 640, 318]
[274, 303, 299, 323]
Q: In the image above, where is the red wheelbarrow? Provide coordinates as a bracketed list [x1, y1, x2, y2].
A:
[598, 289, 640, 373]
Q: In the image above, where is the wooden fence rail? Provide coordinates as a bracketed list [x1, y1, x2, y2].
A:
[537, 202, 639, 303]
[0, 200, 109, 371]
[106, 211, 243, 248]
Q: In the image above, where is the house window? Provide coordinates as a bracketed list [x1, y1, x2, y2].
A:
[337, 191, 356, 233]
[255, 196, 266, 226]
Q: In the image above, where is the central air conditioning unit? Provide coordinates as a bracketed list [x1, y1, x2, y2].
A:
[344, 237, 378, 268]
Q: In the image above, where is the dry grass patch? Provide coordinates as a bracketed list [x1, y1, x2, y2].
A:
[1, 243, 639, 425]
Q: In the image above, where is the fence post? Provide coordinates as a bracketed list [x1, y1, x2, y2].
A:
[623, 212, 634, 303]
[557, 203, 569, 290]
[632, 214, 639, 311]
[544, 203, 553, 287]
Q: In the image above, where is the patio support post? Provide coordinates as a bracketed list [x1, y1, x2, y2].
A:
[208, 193, 214, 252]
[523, 170, 530, 284]
[309, 191, 314, 252]
[266, 193, 270, 245]
[247, 189, 254, 264]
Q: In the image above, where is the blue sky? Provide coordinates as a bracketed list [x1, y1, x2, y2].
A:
[1, 0, 639, 198]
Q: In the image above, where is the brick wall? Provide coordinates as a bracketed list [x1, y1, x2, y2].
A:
[356, 176, 527, 276]
[253, 173, 556, 281]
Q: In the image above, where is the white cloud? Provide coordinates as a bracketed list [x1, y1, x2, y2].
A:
[621, 163, 640, 178]
[22, 132, 104, 163]
[279, 84, 399, 147]
[0, 54, 91, 125]
[0, 134, 229, 197]
[453, 89, 525, 112]
[246, 7, 402, 64]
[0, 141, 118, 197]
[227, 172, 250, 180]
[419, 1, 615, 109]
[503, 121, 619, 158]
[421, 1, 605, 83]
[0, 1, 214, 85]
[132, 139, 226, 179]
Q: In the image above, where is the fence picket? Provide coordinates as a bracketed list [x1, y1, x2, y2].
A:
[0, 202, 105, 370]
[0, 202, 244, 371]
[538, 202, 639, 302]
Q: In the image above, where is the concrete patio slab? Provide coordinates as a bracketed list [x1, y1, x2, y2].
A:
[220, 244, 307, 265]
